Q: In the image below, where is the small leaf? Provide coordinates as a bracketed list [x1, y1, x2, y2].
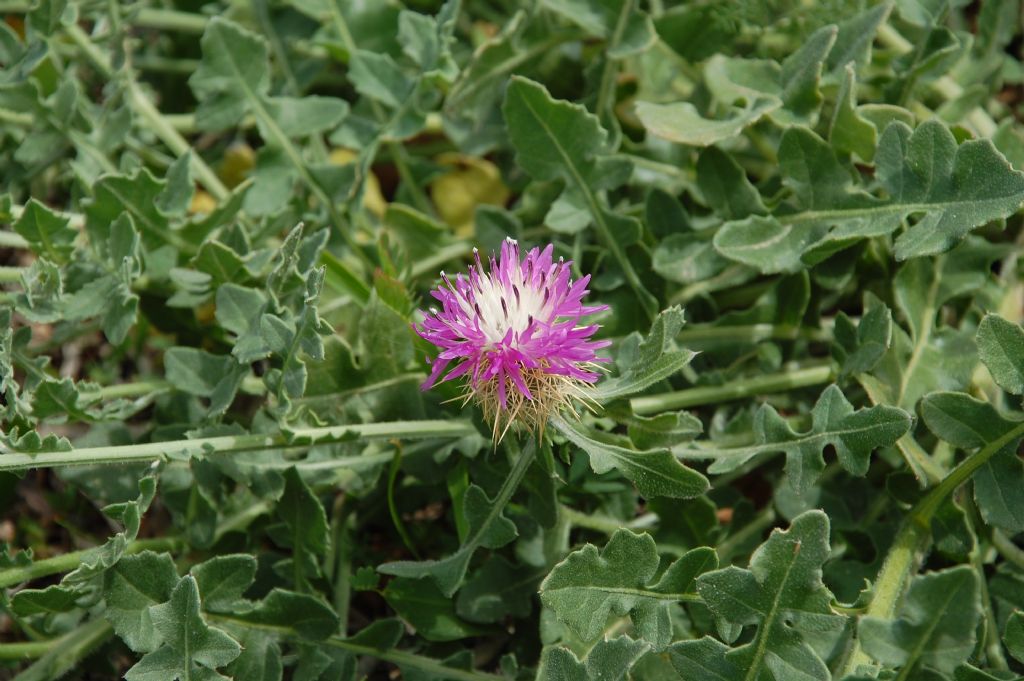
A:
[1004, 611, 1024, 664]
[540, 529, 716, 649]
[103, 552, 179, 653]
[126, 576, 241, 681]
[14, 199, 76, 264]
[859, 566, 981, 676]
[383, 577, 483, 642]
[595, 306, 695, 402]
[191, 554, 257, 611]
[695, 510, 844, 680]
[922, 392, 1024, 533]
[536, 637, 650, 681]
[689, 385, 910, 493]
[553, 416, 709, 500]
[977, 314, 1024, 395]
[235, 589, 340, 640]
[268, 468, 330, 589]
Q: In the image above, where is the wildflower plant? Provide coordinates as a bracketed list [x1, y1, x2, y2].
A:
[1, 1, 1024, 681]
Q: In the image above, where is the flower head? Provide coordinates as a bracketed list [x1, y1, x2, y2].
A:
[415, 239, 610, 439]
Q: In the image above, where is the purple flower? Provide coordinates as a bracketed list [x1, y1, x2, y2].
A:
[415, 238, 610, 438]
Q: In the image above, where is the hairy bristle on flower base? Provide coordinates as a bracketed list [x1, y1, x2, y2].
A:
[414, 239, 610, 441]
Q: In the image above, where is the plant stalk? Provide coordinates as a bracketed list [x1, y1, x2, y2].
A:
[0, 420, 477, 472]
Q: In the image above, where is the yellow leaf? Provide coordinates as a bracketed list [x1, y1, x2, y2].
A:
[430, 153, 510, 237]
[328, 148, 387, 217]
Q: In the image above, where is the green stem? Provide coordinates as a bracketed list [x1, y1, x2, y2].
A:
[0, 266, 24, 282]
[676, 322, 834, 347]
[993, 529, 1024, 571]
[841, 420, 1024, 673]
[0, 537, 180, 589]
[629, 363, 834, 415]
[0, 420, 477, 472]
[10, 619, 113, 681]
[0, 640, 52, 660]
[0, 229, 30, 250]
[561, 506, 658, 534]
[208, 614, 504, 681]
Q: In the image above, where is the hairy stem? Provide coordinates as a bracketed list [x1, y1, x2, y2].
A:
[630, 363, 834, 415]
[0, 420, 477, 472]
[842, 420, 1024, 673]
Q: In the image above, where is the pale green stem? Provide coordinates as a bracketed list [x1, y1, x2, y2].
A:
[560, 506, 658, 534]
[676, 322, 834, 347]
[0, 420, 477, 472]
[993, 529, 1024, 571]
[0, 229, 29, 248]
[0, 640, 52, 660]
[0, 266, 24, 283]
[0, 537, 180, 589]
[10, 619, 113, 681]
[630, 364, 834, 415]
[841, 420, 1024, 673]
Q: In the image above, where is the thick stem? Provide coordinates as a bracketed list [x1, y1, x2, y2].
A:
[841, 420, 1024, 673]
[0, 420, 477, 472]
[630, 363, 834, 415]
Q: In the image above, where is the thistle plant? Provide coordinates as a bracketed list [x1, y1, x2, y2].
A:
[3, 2, 1024, 681]
[415, 238, 609, 439]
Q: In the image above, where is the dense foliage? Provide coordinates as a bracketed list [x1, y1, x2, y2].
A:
[1, 1, 1024, 679]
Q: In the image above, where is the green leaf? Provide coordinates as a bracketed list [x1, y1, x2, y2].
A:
[859, 566, 981, 676]
[921, 392, 1024, 533]
[832, 294, 893, 376]
[379, 441, 535, 597]
[714, 121, 1024, 272]
[635, 97, 779, 148]
[164, 347, 238, 399]
[189, 18, 269, 132]
[541, 0, 655, 58]
[540, 529, 716, 648]
[455, 556, 539, 624]
[191, 554, 257, 612]
[695, 510, 844, 680]
[977, 314, 1024, 395]
[85, 168, 192, 255]
[594, 306, 696, 402]
[233, 589, 339, 640]
[687, 385, 910, 493]
[696, 147, 767, 221]
[885, 121, 1024, 259]
[268, 468, 330, 589]
[157, 151, 194, 217]
[126, 576, 241, 681]
[627, 410, 702, 450]
[503, 76, 657, 318]
[382, 577, 483, 642]
[553, 416, 709, 499]
[829, 64, 878, 162]
[14, 199, 76, 264]
[1004, 611, 1024, 664]
[103, 552, 179, 653]
[536, 637, 650, 681]
[668, 637, 745, 680]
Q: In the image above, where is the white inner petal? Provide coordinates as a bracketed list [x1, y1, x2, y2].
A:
[469, 264, 551, 345]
